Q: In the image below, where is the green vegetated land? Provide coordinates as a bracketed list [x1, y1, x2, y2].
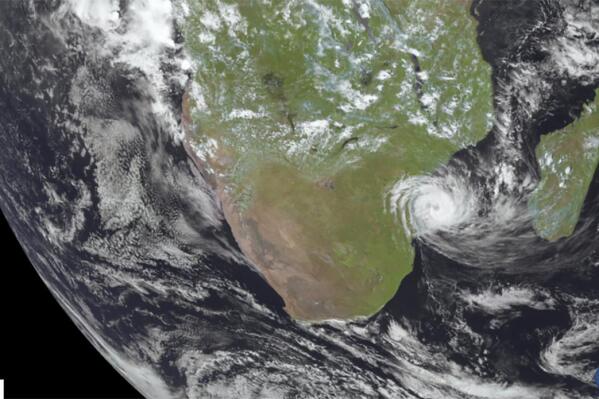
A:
[530, 89, 599, 241]
[183, 0, 493, 319]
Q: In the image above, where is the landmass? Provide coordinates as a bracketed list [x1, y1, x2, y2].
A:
[182, 0, 492, 319]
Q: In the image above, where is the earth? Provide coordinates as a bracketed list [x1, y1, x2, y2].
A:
[1, 1, 599, 398]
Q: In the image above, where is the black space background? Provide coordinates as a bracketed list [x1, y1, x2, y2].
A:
[0, 213, 140, 398]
